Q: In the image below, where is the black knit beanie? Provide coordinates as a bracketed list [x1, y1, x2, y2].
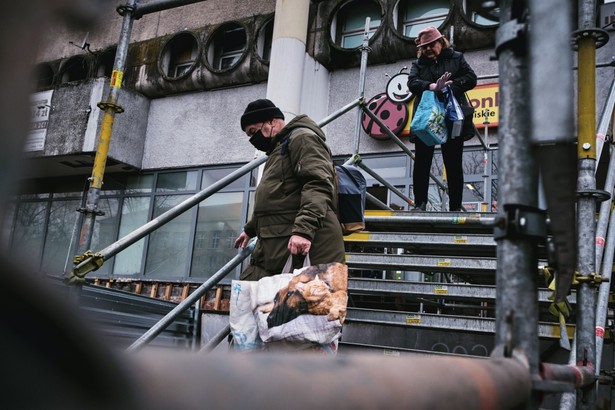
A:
[240, 99, 284, 130]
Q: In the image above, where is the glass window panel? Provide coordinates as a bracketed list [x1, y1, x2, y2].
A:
[404, 20, 446, 38]
[463, 150, 488, 176]
[190, 192, 244, 278]
[11, 202, 47, 271]
[89, 198, 120, 276]
[404, 1, 448, 20]
[361, 156, 407, 183]
[338, 0, 381, 48]
[342, 32, 375, 48]
[462, 181, 485, 212]
[388, 186, 409, 210]
[126, 174, 154, 193]
[41, 200, 81, 275]
[202, 168, 247, 191]
[344, 7, 381, 32]
[114, 196, 151, 276]
[156, 171, 198, 192]
[400, 0, 449, 38]
[145, 195, 193, 278]
[472, 13, 498, 26]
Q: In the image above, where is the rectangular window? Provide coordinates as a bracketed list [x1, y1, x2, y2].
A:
[126, 174, 154, 193]
[195, 231, 206, 250]
[402, 1, 448, 38]
[156, 171, 198, 192]
[341, 15, 380, 48]
[190, 192, 243, 279]
[11, 202, 48, 271]
[41, 199, 81, 275]
[216, 27, 246, 70]
[145, 195, 194, 278]
[114, 196, 150, 276]
[202, 167, 248, 191]
[173, 62, 193, 77]
[88, 198, 120, 276]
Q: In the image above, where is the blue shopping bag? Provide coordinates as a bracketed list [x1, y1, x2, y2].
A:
[410, 90, 448, 146]
[443, 86, 465, 139]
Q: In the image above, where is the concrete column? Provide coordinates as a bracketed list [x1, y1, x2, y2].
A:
[266, 0, 310, 119]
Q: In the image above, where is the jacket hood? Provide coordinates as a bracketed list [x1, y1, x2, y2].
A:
[274, 114, 326, 145]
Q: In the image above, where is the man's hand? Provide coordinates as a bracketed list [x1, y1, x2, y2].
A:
[233, 231, 251, 249]
[288, 235, 311, 255]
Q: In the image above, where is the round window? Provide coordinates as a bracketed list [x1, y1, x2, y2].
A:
[159, 32, 200, 80]
[204, 22, 248, 71]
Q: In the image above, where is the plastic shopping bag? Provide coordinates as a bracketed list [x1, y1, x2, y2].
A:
[229, 258, 348, 352]
[410, 90, 448, 146]
[443, 86, 465, 139]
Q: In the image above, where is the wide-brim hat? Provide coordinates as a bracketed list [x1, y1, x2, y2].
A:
[240, 99, 284, 130]
[415, 26, 444, 47]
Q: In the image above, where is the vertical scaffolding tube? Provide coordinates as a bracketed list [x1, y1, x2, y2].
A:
[574, 1, 600, 408]
[353, 18, 370, 154]
[74, 0, 137, 257]
[495, 3, 539, 409]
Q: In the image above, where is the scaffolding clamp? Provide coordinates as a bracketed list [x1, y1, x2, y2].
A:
[117, 4, 136, 17]
[97, 101, 125, 114]
[495, 19, 527, 58]
[571, 28, 609, 50]
[575, 272, 609, 286]
[77, 206, 105, 216]
[64, 250, 104, 285]
[493, 204, 547, 241]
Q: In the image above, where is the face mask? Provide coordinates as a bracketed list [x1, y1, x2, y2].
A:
[249, 130, 276, 153]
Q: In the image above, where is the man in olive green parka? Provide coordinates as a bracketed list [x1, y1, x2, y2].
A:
[233, 99, 346, 281]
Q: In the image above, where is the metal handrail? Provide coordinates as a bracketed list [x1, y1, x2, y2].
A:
[126, 239, 256, 353]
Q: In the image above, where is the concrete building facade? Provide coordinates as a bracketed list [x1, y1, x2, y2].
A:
[9, 0, 615, 284]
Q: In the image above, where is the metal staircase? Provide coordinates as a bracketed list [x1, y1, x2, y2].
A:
[339, 210, 576, 364]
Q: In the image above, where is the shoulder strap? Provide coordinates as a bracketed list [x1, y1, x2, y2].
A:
[280, 127, 316, 155]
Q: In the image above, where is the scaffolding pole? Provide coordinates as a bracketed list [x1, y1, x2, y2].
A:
[571, 0, 609, 407]
[73, 0, 137, 262]
[495, 2, 541, 409]
[128, 353, 532, 410]
[353, 18, 370, 155]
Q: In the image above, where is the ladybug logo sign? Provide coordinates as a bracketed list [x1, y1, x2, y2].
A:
[361, 93, 408, 140]
[386, 68, 412, 103]
[362, 67, 412, 140]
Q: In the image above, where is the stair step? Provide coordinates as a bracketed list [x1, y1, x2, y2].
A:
[363, 210, 496, 234]
[347, 278, 575, 305]
[346, 252, 499, 276]
[337, 341, 485, 358]
[344, 307, 573, 340]
[345, 231, 496, 256]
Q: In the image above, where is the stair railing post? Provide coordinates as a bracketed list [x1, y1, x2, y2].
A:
[494, 1, 541, 409]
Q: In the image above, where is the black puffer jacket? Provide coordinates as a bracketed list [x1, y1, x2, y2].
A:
[407, 47, 477, 111]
